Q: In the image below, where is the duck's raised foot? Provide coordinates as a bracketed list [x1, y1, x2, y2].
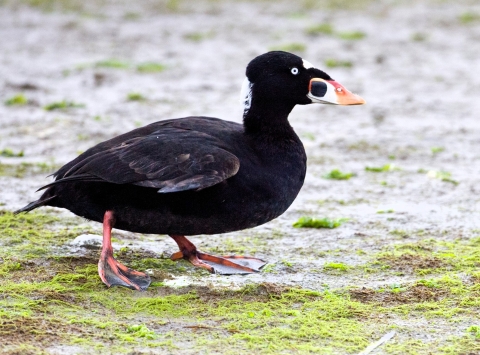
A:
[170, 235, 266, 275]
[98, 254, 151, 291]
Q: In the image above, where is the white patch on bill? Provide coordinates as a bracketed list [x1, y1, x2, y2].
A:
[302, 59, 314, 69]
[240, 77, 253, 113]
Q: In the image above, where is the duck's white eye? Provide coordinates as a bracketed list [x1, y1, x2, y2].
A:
[291, 67, 299, 75]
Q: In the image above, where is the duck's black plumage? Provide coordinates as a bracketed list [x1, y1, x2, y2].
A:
[17, 51, 364, 290]
[37, 115, 306, 235]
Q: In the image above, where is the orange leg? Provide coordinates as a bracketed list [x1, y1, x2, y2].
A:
[169, 235, 266, 275]
[98, 211, 151, 291]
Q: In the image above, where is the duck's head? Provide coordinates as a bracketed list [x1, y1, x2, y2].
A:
[241, 51, 365, 114]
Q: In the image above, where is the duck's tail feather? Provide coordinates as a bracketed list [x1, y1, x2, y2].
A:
[14, 195, 57, 214]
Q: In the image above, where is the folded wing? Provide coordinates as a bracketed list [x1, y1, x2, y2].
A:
[42, 127, 240, 193]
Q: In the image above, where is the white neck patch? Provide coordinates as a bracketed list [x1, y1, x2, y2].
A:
[302, 59, 314, 69]
[240, 77, 253, 113]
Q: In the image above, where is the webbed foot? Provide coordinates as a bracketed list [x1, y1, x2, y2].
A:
[98, 253, 151, 291]
[170, 235, 266, 275]
[98, 210, 151, 291]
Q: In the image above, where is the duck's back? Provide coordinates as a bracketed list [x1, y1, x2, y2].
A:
[43, 116, 306, 235]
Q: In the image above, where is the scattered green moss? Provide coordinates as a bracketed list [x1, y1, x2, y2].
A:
[95, 59, 130, 69]
[306, 23, 334, 36]
[385, 333, 480, 354]
[165, 0, 180, 12]
[0, 250, 379, 354]
[324, 58, 353, 68]
[306, 24, 367, 41]
[467, 325, 480, 338]
[44, 100, 85, 111]
[5, 94, 28, 106]
[0, 148, 24, 157]
[411, 32, 427, 42]
[125, 324, 156, 339]
[184, 32, 213, 42]
[459, 12, 480, 24]
[317, 198, 367, 206]
[431, 147, 445, 154]
[323, 262, 350, 272]
[377, 209, 394, 214]
[281, 260, 293, 267]
[123, 12, 140, 20]
[301, 132, 315, 141]
[426, 170, 458, 185]
[348, 140, 380, 152]
[206, 234, 268, 256]
[80, 60, 165, 72]
[323, 169, 354, 180]
[0, 162, 57, 178]
[261, 264, 276, 273]
[3, 209, 480, 353]
[270, 43, 306, 53]
[136, 62, 166, 73]
[389, 229, 409, 237]
[337, 31, 366, 40]
[293, 217, 348, 229]
[127, 93, 146, 101]
[368, 237, 480, 279]
[18, 0, 84, 12]
[365, 164, 399, 172]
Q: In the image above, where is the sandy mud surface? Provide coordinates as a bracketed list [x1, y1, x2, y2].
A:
[1, 0, 480, 354]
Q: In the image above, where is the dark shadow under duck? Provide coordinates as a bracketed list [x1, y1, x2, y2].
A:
[16, 51, 365, 291]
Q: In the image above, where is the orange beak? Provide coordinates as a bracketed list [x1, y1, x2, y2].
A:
[308, 78, 365, 105]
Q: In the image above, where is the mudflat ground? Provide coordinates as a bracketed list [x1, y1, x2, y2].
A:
[1, 0, 480, 354]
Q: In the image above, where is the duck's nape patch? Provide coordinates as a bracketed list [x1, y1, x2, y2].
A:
[302, 59, 314, 69]
[240, 77, 253, 113]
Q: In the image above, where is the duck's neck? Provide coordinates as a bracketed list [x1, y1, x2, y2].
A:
[243, 99, 296, 138]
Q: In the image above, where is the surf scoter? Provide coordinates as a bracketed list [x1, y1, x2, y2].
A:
[16, 51, 365, 291]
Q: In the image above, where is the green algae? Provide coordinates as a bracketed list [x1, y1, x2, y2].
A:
[374, 237, 480, 275]
[431, 146, 445, 154]
[205, 234, 268, 255]
[324, 58, 353, 68]
[323, 262, 350, 272]
[95, 59, 130, 69]
[306, 23, 334, 36]
[126, 92, 146, 101]
[136, 62, 166, 73]
[365, 163, 399, 172]
[1, 268, 379, 353]
[0, 211, 80, 259]
[337, 31, 366, 40]
[323, 169, 355, 180]
[183, 32, 214, 42]
[44, 100, 85, 111]
[0, 162, 57, 178]
[4, 93, 28, 106]
[269, 42, 306, 53]
[351, 237, 480, 327]
[293, 216, 348, 229]
[0, 211, 381, 354]
[459, 11, 480, 24]
[3, 210, 480, 354]
[377, 209, 395, 214]
[425, 170, 459, 185]
[0, 148, 24, 157]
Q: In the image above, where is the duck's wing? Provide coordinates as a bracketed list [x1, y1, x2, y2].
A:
[40, 127, 240, 193]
